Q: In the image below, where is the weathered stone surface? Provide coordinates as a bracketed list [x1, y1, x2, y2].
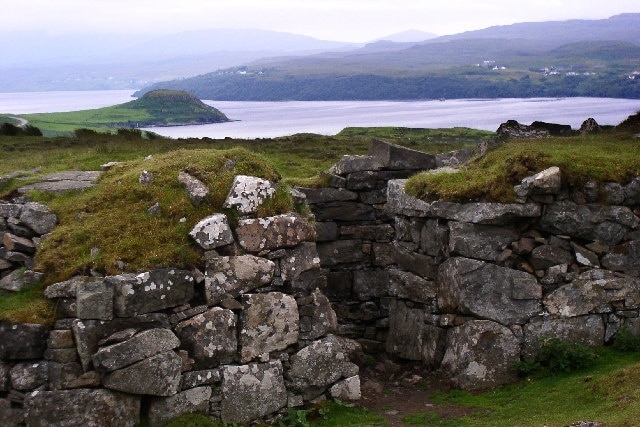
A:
[435, 146, 477, 167]
[523, 315, 605, 357]
[102, 351, 182, 396]
[236, 214, 316, 252]
[24, 388, 140, 427]
[540, 201, 638, 245]
[543, 270, 640, 317]
[298, 289, 338, 340]
[440, 320, 520, 390]
[280, 242, 322, 282]
[346, 170, 378, 191]
[10, 361, 48, 391]
[174, 308, 237, 369]
[189, 213, 234, 250]
[386, 179, 434, 217]
[111, 269, 194, 317]
[329, 155, 382, 175]
[580, 117, 601, 134]
[0, 269, 43, 292]
[178, 171, 210, 205]
[388, 268, 437, 305]
[92, 328, 180, 372]
[0, 203, 21, 218]
[352, 270, 390, 300]
[324, 270, 353, 300]
[76, 279, 114, 320]
[313, 201, 376, 222]
[44, 348, 78, 364]
[420, 219, 449, 257]
[288, 335, 360, 398]
[221, 361, 287, 424]
[623, 177, 640, 205]
[340, 224, 395, 241]
[148, 386, 212, 426]
[0, 361, 8, 391]
[316, 240, 367, 267]
[181, 368, 221, 390]
[2, 232, 35, 254]
[514, 166, 562, 201]
[329, 375, 361, 401]
[19, 202, 57, 234]
[44, 276, 86, 299]
[386, 300, 445, 366]
[47, 362, 85, 390]
[240, 293, 299, 362]
[367, 139, 436, 170]
[572, 242, 600, 268]
[315, 221, 339, 242]
[601, 240, 640, 274]
[437, 257, 542, 325]
[204, 255, 275, 305]
[497, 119, 551, 140]
[529, 245, 574, 271]
[448, 222, 519, 262]
[298, 187, 358, 204]
[223, 175, 277, 214]
[0, 323, 48, 360]
[394, 241, 438, 279]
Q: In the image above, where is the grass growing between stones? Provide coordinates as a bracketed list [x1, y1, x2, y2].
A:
[0, 283, 55, 324]
[427, 347, 640, 427]
[405, 132, 640, 203]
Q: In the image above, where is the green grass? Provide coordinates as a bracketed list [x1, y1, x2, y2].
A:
[405, 132, 640, 203]
[0, 284, 56, 325]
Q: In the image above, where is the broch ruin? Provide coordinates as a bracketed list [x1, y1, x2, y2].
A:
[1, 119, 640, 425]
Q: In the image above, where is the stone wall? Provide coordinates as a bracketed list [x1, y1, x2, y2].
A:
[0, 175, 362, 426]
[303, 139, 640, 391]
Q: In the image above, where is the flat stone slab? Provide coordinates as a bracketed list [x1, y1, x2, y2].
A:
[18, 171, 102, 194]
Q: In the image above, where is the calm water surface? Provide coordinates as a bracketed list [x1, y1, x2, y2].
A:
[1, 91, 639, 138]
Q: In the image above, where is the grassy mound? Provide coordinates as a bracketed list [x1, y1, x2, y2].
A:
[35, 147, 290, 285]
[405, 132, 640, 203]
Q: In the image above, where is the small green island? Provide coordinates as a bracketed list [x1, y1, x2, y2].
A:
[6, 90, 229, 135]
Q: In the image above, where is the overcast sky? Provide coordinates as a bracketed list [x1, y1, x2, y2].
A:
[5, 0, 640, 42]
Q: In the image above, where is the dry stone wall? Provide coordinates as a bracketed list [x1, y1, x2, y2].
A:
[303, 139, 640, 391]
[0, 174, 362, 426]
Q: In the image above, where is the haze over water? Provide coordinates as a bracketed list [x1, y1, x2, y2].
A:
[1, 90, 638, 139]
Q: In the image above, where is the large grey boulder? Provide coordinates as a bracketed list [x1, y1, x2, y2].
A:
[280, 242, 322, 282]
[102, 351, 182, 396]
[92, 328, 180, 372]
[543, 270, 640, 317]
[76, 279, 114, 320]
[188, 213, 234, 250]
[0, 322, 48, 360]
[448, 222, 519, 262]
[368, 139, 436, 170]
[0, 269, 43, 292]
[221, 361, 287, 424]
[19, 202, 57, 234]
[235, 213, 316, 252]
[287, 335, 360, 399]
[174, 307, 237, 369]
[223, 175, 277, 214]
[329, 155, 382, 176]
[540, 201, 639, 245]
[329, 376, 361, 401]
[239, 293, 299, 362]
[24, 388, 140, 427]
[388, 268, 437, 305]
[523, 315, 605, 357]
[111, 269, 194, 317]
[9, 361, 48, 391]
[386, 300, 445, 367]
[204, 255, 275, 305]
[440, 320, 520, 390]
[437, 257, 542, 325]
[148, 386, 212, 426]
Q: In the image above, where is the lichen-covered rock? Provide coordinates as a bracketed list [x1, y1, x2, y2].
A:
[92, 328, 180, 372]
[329, 155, 382, 176]
[221, 361, 287, 424]
[601, 240, 640, 275]
[174, 308, 237, 369]
[111, 269, 194, 317]
[386, 300, 445, 366]
[0, 269, 43, 292]
[188, 213, 234, 250]
[223, 175, 277, 214]
[102, 351, 182, 396]
[0, 202, 21, 218]
[240, 293, 299, 362]
[543, 270, 640, 317]
[148, 386, 212, 426]
[388, 268, 437, 305]
[298, 289, 337, 341]
[280, 242, 322, 282]
[181, 368, 221, 390]
[329, 375, 361, 401]
[236, 214, 316, 252]
[448, 222, 519, 262]
[19, 202, 57, 234]
[9, 361, 48, 391]
[287, 335, 360, 399]
[24, 388, 140, 427]
[76, 279, 114, 320]
[437, 257, 542, 325]
[523, 315, 605, 357]
[440, 320, 520, 390]
[178, 171, 210, 205]
[0, 322, 48, 360]
[204, 255, 275, 305]
[514, 166, 562, 201]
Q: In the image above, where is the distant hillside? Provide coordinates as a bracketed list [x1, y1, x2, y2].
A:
[137, 14, 640, 101]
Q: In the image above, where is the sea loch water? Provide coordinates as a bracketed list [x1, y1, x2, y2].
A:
[1, 91, 639, 138]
